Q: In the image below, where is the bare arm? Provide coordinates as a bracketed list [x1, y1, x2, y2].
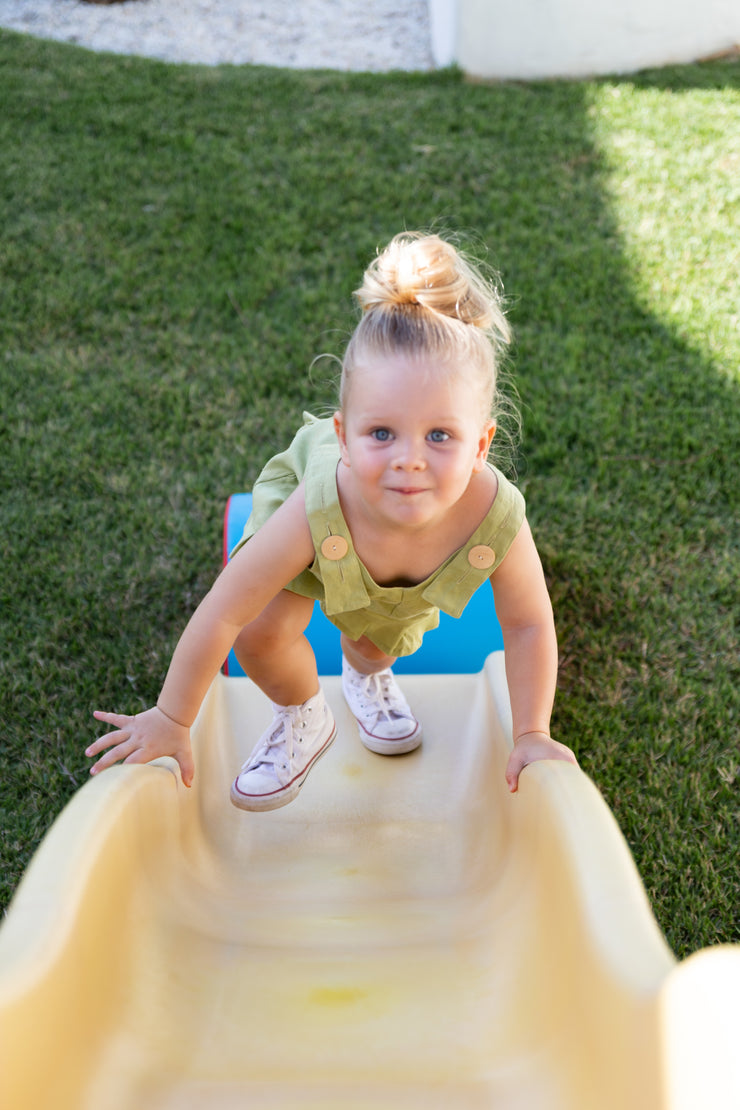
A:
[156, 488, 314, 725]
[86, 486, 315, 783]
[491, 519, 577, 792]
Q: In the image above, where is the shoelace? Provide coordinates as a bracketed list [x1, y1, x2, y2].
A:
[347, 669, 410, 724]
[242, 708, 304, 785]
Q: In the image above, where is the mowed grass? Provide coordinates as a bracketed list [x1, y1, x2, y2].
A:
[0, 29, 737, 957]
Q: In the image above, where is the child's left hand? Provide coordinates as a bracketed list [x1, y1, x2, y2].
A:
[505, 731, 578, 793]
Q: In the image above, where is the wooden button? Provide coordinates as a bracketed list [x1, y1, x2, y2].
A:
[321, 535, 348, 561]
[468, 544, 496, 569]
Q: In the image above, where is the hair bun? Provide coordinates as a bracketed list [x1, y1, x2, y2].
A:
[355, 232, 509, 346]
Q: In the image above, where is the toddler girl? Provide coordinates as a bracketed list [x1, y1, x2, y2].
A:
[87, 232, 577, 808]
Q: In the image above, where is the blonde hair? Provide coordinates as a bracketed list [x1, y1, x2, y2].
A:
[340, 232, 512, 429]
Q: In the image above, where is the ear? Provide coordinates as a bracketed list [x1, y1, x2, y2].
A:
[473, 421, 496, 472]
[333, 411, 350, 466]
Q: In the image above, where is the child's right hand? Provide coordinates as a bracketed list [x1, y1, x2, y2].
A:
[86, 706, 194, 787]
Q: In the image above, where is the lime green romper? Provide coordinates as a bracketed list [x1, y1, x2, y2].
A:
[233, 414, 526, 658]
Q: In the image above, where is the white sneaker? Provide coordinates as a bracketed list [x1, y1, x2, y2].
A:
[341, 659, 422, 755]
[230, 690, 336, 811]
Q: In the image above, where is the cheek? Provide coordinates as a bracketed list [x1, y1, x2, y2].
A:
[356, 451, 383, 479]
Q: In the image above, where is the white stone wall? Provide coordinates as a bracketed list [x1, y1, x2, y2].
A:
[431, 0, 740, 78]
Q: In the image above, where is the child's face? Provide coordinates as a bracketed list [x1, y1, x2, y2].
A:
[334, 354, 495, 530]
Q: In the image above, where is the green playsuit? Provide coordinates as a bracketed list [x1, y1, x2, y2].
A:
[233, 414, 526, 657]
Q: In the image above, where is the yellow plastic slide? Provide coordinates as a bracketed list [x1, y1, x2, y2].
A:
[1, 655, 739, 1110]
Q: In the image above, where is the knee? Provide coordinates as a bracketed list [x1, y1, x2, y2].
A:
[235, 596, 313, 660]
[235, 619, 288, 660]
[341, 633, 396, 672]
[233, 622, 263, 661]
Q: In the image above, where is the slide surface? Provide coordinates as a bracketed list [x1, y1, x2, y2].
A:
[3, 655, 739, 1110]
[3, 493, 739, 1108]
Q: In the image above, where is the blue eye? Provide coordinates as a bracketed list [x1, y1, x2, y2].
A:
[371, 428, 392, 442]
[428, 429, 450, 443]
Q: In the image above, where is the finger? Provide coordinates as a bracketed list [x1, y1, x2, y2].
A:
[505, 750, 527, 794]
[176, 750, 195, 788]
[93, 710, 134, 729]
[561, 745, 579, 768]
[122, 748, 151, 766]
[87, 711, 137, 757]
[86, 727, 132, 758]
[89, 739, 139, 776]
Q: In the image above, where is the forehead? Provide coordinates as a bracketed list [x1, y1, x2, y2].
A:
[341, 362, 491, 441]
[345, 353, 477, 410]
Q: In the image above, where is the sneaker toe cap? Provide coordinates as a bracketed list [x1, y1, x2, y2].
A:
[233, 768, 284, 799]
[365, 716, 419, 741]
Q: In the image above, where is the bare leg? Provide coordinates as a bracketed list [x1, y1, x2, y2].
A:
[340, 632, 396, 675]
[234, 590, 318, 707]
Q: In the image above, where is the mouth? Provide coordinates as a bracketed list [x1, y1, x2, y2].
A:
[388, 487, 428, 496]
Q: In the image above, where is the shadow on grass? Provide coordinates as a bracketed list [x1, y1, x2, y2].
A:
[0, 30, 737, 952]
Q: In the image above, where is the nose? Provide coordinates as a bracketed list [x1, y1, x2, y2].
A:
[391, 437, 426, 471]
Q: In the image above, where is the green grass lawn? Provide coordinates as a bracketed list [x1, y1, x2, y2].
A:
[1, 29, 737, 958]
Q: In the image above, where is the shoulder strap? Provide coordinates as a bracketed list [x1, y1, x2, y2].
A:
[302, 443, 370, 617]
[422, 467, 526, 617]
